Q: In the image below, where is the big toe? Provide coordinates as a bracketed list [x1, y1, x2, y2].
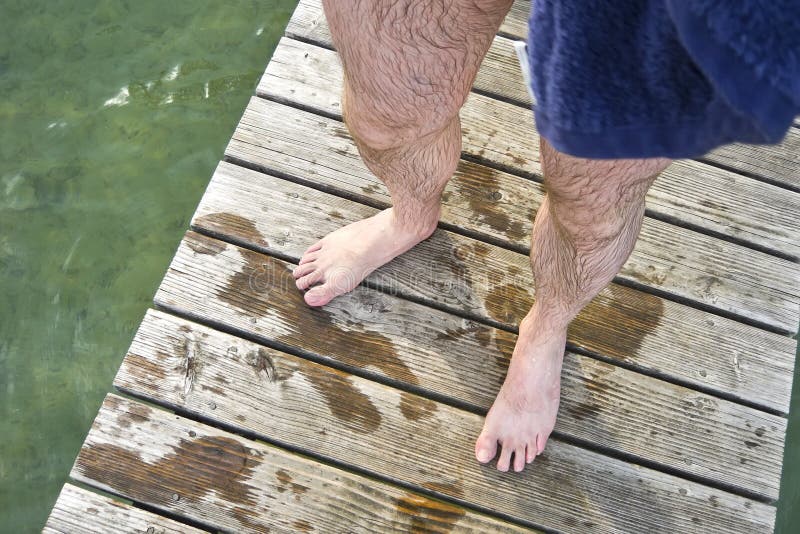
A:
[475, 432, 498, 464]
[304, 283, 337, 307]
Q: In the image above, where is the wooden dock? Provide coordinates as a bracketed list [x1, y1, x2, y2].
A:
[45, 1, 800, 532]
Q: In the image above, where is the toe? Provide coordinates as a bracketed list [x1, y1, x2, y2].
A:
[304, 241, 322, 255]
[526, 442, 536, 463]
[496, 443, 513, 472]
[299, 251, 320, 265]
[536, 433, 548, 455]
[474, 432, 498, 464]
[513, 446, 526, 472]
[304, 282, 337, 307]
[292, 262, 316, 279]
[296, 270, 324, 291]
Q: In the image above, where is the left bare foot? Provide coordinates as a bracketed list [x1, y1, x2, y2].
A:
[474, 315, 565, 472]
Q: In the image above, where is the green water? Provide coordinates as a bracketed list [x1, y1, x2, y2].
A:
[0, 1, 296, 530]
[0, 1, 797, 532]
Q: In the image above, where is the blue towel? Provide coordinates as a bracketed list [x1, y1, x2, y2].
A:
[526, 0, 800, 159]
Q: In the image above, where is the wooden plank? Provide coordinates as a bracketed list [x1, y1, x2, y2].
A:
[226, 94, 800, 334]
[260, 34, 800, 261]
[152, 237, 787, 499]
[192, 162, 796, 415]
[43, 484, 204, 534]
[74, 395, 534, 534]
[285, 0, 800, 193]
[701, 141, 800, 193]
[113, 310, 776, 533]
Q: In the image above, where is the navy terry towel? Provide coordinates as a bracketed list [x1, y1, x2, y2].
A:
[526, 0, 800, 159]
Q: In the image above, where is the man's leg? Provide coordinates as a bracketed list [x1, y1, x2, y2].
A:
[293, 0, 513, 306]
[475, 138, 671, 472]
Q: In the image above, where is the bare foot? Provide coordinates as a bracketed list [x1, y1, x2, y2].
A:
[474, 315, 566, 472]
[293, 207, 436, 307]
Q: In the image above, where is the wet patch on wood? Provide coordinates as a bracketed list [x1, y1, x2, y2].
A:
[434, 320, 492, 350]
[484, 282, 534, 325]
[394, 492, 465, 533]
[489, 331, 517, 371]
[194, 212, 270, 249]
[77, 434, 261, 518]
[399, 391, 438, 422]
[223, 254, 420, 386]
[215, 250, 407, 429]
[185, 236, 227, 256]
[299, 364, 382, 433]
[565, 375, 611, 423]
[216, 246, 281, 316]
[453, 162, 528, 243]
[569, 284, 664, 362]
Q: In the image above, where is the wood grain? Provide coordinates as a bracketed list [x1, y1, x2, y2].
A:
[285, 0, 800, 193]
[112, 311, 776, 533]
[73, 395, 534, 533]
[43, 484, 204, 534]
[152, 237, 787, 499]
[226, 94, 800, 334]
[191, 161, 796, 415]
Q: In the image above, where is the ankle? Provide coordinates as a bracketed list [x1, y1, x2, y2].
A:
[519, 308, 568, 346]
[389, 206, 439, 240]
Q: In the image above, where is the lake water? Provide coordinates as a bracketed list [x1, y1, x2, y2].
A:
[0, 1, 296, 530]
[1, 1, 797, 532]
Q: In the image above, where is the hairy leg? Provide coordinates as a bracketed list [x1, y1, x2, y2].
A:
[475, 139, 672, 472]
[294, 0, 513, 306]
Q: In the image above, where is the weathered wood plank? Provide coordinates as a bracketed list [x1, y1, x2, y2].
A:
[192, 162, 796, 414]
[285, 0, 800, 193]
[75, 395, 533, 534]
[113, 310, 776, 533]
[152, 236, 787, 499]
[701, 141, 800, 193]
[260, 35, 800, 260]
[226, 94, 800, 334]
[43, 484, 204, 534]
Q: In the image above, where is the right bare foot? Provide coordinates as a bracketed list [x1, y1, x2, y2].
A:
[292, 207, 437, 307]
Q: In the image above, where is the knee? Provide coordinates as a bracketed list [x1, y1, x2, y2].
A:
[541, 139, 669, 230]
[543, 166, 659, 247]
[343, 79, 460, 153]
